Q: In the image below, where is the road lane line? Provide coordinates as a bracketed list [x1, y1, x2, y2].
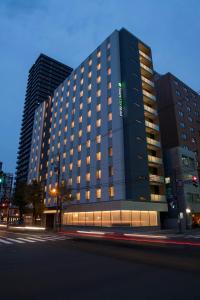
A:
[26, 237, 46, 242]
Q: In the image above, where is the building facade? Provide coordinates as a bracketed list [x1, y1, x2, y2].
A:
[16, 54, 72, 185]
[28, 28, 167, 228]
[155, 72, 200, 227]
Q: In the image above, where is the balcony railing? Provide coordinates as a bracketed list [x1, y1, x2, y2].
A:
[144, 104, 157, 116]
[149, 174, 164, 183]
[143, 90, 156, 101]
[145, 120, 159, 131]
[146, 137, 161, 147]
[140, 63, 153, 74]
[139, 50, 152, 61]
[141, 76, 154, 87]
[148, 155, 162, 164]
[151, 194, 166, 202]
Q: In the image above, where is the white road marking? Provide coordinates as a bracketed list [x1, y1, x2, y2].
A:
[17, 238, 36, 243]
[6, 238, 25, 244]
[25, 237, 46, 242]
[0, 238, 12, 244]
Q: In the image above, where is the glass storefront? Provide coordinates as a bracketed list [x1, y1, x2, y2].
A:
[63, 210, 158, 227]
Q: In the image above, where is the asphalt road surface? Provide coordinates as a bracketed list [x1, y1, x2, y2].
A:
[0, 230, 200, 300]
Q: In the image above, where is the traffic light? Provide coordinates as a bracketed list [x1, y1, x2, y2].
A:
[192, 175, 198, 187]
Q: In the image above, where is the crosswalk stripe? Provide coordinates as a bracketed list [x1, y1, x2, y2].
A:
[26, 237, 46, 242]
[0, 238, 12, 244]
[17, 238, 36, 243]
[6, 238, 25, 244]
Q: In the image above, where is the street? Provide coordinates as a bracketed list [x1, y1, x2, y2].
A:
[0, 230, 200, 300]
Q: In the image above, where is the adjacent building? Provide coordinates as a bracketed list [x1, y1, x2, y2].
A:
[16, 54, 72, 185]
[28, 28, 167, 228]
[155, 72, 200, 227]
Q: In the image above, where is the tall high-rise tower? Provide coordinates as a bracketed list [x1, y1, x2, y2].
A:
[15, 54, 72, 184]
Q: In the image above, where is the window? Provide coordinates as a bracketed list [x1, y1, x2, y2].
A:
[96, 188, 101, 199]
[187, 106, 191, 112]
[97, 63, 101, 70]
[74, 73, 77, 80]
[80, 90, 83, 97]
[87, 125, 91, 132]
[72, 96, 76, 103]
[77, 160, 81, 167]
[97, 51, 101, 58]
[79, 116, 83, 123]
[176, 90, 181, 96]
[70, 149, 74, 156]
[77, 176, 80, 184]
[96, 76, 101, 84]
[73, 85, 76, 91]
[78, 130, 82, 137]
[179, 111, 184, 117]
[67, 80, 70, 86]
[70, 134, 74, 141]
[96, 170, 101, 179]
[88, 110, 91, 118]
[108, 112, 112, 121]
[88, 71, 92, 78]
[180, 122, 185, 128]
[96, 104, 101, 112]
[86, 190, 90, 200]
[78, 145, 82, 152]
[86, 156, 90, 164]
[71, 121, 75, 128]
[192, 138, 196, 143]
[108, 147, 113, 157]
[69, 163, 73, 171]
[109, 186, 114, 197]
[76, 192, 80, 201]
[96, 119, 101, 127]
[63, 152, 67, 159]
[81, 66, 84, 73]
[86, 140, 91, 148]
[108, 82, 112, 89]
[80, 78, 84, 85]
[96, 135, 101, 143]
[108, 97, 112, 105]
[188, 116, 193, 122]
[181, 133, 187, 140]
[86, 173, 90, 181]
[88, 59, 92, 66]
[109, 166, 113, 177]
[97, 90, 101, 97]
[107, 42, 111, 49]
[88, 83, 92, 90]
[87, 97, 91, 104]
[80, 103, 83, 110]
[107, 68, 111, 75]
[96, 152, 101, 160]
[62, 166, 65, 173]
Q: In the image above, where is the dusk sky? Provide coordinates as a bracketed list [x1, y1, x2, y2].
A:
[0, 0, 200, 173]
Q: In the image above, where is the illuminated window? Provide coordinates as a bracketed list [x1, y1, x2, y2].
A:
[70, 134, 74, 141]
[77, 176, 80, 184]
[77, 160, 81, 167]
[60, 107, 63, 113]
[96, 188, 101, 199]
[86, 140, 91, 148]
[89, 59, 92, 66]
[80, 103, 83, 110]
[72, 96, 76, 103]
[87, 97, 91, 104]
[97, 90, 101, 97]
[108, 97, 112, 105]
[88, 110, 91, 118]
[54, 112, 57, 118]
[86, 190, 90, 200]
[76, 192, 80, 201]
[74, 73, 77, 80]
[96, 152, 101, 160]
[64, 138, 67, 145]
[96, 170, 101, 179]
[72, 108, 75, 115]
[78, 144, 82, 152]
[67, 80, 70, 86]
[71, 121, 75, 128]
[88, 71, 92, 78]
[69, 163, 73, 171]
[86, 173, 90, 181]
[79, 116, 83, 123]
[97, 50, 101, 58]
[68, 178, 72, 185]
[79, 130, 82, 137]
[96, 119, 101, 127]
[109, 186, 114, 197]
[97, 76, 101, 84]
[108, 82, 112, 89]
[62, 166, 66, 173]
[57, 142, 60, 149]
[108, 147, 113, 156]
[86, 156, 90, 164]
[96, 135, 101, 143]
[64, 126, 68, 132]
[107, 43, 111, 49]
[108, 112, 112, 121]
[88, 83, 92, 90]
[97, 63, 101, 70]
[81, 66, 84, 73]
[63, 152, 67, 159]
[80, 78, 84, 85]
[67, 91, 70, 97]
[107, 68, 111, 75]
[87, 125, 91, 132]
[70, 149, 74, 156]
[96, 104, 101, 112]
[80, 90, 83, 97]
[73, 85, 76, 92]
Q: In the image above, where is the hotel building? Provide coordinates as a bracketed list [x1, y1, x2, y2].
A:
[28, 28, 167, 228]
